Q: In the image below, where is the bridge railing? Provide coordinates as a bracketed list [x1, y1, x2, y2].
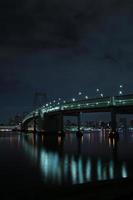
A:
[22, 95, 133, 123]
[114, 95, 133, 106]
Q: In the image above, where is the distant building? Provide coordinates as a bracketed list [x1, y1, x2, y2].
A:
[8, 114, 22, 125]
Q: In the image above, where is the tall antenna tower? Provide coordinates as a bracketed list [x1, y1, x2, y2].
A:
[33, 92, 47, 109]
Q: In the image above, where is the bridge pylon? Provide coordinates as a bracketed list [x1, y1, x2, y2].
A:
[33, 92, 47, 109]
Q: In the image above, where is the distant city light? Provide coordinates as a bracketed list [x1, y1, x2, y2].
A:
[100, 93, 104, 97]
[78, 92, 82, 95]
[96, 88, 100, 92]
[72, 98, 76, 102]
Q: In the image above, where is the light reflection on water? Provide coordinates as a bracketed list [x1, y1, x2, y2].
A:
[19, 131, 133, 185]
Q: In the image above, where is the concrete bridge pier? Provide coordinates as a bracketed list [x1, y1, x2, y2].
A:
[77, 114, 81, 132]
[33, 114, 37, 133]
[20, 123, 27, 132]
[43, 113, 65, 136]
[111, 109, 117, 132]
[109, 109, 119, 138]
[58, 113, 65, 137]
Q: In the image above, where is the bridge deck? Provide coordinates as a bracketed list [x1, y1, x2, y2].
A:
[22, 94, 133, 123]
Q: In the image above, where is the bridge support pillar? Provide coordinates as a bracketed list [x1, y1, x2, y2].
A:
[77, 114, 81, 132]
[111, 109, 117, 132]
[21, 122, 28, 132]
[43, 113, 65, 136]
[76, 113, 83, 137]
[110, 109, 119, 138]
[33, 114, 37, 133]
[58, 113, 65, 137]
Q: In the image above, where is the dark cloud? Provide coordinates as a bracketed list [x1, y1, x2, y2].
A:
[0, 0, 133, 122]
[1, 0, 131, 48]
[0, 76, 31, 95]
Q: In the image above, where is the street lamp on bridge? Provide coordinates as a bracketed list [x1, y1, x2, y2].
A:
[96, 88, 104, 98]
[77, 91, 83, 100]
[100, 93, 104, 98]
[119, 85, 123, 95]
[85, 96, 88, 99]
[78, 92, 82, 96]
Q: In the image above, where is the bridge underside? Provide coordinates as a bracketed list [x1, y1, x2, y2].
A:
[60, 105, 133, 115]
[22, 105, 133, 135]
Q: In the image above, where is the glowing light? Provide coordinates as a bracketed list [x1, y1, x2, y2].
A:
[97, 159, 102, 180]
[78, 92, 82, 95]
[72, 98, 76, 102]
[109, 160, 114, 179]
[119, 91, 123, 95]
[78, 158, 84, 184]
[86, 160, 91, 181]
[85, 96, 88, 99]
[64, 156, 69, 175]
[96, 88, 100, 92]
[122, 163, 128, 178]
[71, 158, 77, 184]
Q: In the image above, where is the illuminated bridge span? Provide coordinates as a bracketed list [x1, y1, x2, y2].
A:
[22, 94, 133, 135]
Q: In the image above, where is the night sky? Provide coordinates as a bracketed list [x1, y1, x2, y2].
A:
[0, 0, 133, 122]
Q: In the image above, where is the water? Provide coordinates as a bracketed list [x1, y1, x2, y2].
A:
[0, 131, 133, 186]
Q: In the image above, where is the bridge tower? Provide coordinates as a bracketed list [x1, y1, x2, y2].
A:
[33, 92, 47, 109]
[32, 92, 47, 132]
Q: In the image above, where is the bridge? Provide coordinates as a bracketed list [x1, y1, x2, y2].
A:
[21, 94, 133, 136]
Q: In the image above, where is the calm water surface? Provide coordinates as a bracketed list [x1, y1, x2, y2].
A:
[0, 131, 133, 186]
